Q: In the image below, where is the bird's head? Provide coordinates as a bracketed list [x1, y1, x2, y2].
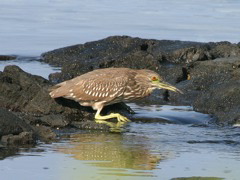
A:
[137, 70, 183, 94]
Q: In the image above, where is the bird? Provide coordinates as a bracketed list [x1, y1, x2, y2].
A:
[49, 68, 182, 122]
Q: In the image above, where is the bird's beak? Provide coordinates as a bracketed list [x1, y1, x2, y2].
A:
[157, 82, 183, 94]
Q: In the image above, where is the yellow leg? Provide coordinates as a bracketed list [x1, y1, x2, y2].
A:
[94, 109, 130, 122]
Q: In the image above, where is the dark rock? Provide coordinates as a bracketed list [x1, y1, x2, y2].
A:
[41, 36, 240, 125]
[33, 126, 56, 142]
[0, 107, 37, 146]
[0, 65, 132, 136]
[1, 132, 34, 145]
[41, 36, 203, 82]
[36, 114, 69, 128]
[0, 146, 20, 160]
[0, 65, 96, 124]
[70, 120, 110, 131]
[0, 65, 59, 114]
[0, 108, 33, 137]
[42, 36, 240, 83]
[171, 57, 240, 125]
[0, 55, 16, 61]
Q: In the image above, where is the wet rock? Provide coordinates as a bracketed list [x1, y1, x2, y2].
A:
[70, 121, 110, 131]
[1, 132, 34, 146]
[0, 108, 33, 137]
[0, 146, 20, 160]
[41, 36, 240, 125]
[33, 126, 57, 142]
[0, 107, 37, 146]
[171, 57, 240, 125]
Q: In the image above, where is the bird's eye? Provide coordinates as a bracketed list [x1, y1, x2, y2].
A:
[151, 76, 158, 81]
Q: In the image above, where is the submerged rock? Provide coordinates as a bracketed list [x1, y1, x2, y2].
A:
[41, 36, 240, 125]
[1, 132, 34, 146]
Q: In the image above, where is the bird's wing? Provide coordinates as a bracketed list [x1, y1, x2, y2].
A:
[49, 70, 131, 102]
[71, 72, 129, 102]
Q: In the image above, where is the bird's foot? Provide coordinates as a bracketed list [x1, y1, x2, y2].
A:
[109, 113, 131, 122]
[95, 113, 131, 122]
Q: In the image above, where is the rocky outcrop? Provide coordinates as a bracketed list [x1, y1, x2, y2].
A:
[1, 35, 240, 147]
[171, 57, 240, 125]
[41, 36, 240, 125]
[0, 65, 132, 145]
[42, 36, 240, 82]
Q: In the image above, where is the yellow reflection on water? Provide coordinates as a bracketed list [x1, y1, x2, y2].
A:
[58, 132, 164, 177]
[95, 120, 128, 133]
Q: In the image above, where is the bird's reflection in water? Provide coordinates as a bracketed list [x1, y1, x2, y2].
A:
[95, 120, 128, 133]
[58, 131, 163, 177]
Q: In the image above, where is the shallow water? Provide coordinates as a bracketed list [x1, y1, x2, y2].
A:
[0, 56, 61, 79]
[1, 0, 240, 55]
[1, 1, 240, 177]
[1, 112, 240, 180]
[1, 59, 240, 180]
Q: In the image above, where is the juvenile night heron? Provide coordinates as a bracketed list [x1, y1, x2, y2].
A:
[49, 68, 182, 122]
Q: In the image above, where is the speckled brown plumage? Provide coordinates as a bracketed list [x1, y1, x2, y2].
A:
[49, 68, 181, 122]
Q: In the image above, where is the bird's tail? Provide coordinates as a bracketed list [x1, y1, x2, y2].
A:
[48, 81, 67, 98]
